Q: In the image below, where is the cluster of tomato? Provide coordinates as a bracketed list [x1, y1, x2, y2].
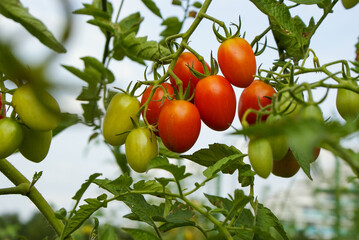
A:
[103, 37, 260, 173]
[0, 84, 61, 163]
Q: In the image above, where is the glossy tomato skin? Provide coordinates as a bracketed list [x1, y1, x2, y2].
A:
[19, 127, 52, 163]
[125, 127, 158, 173]
[218, 37, 256, 88]
[12, 84, 61, 131]
[238, 80, 276, 125]
[158, 100, 201, 153]
[272, 149, 300, 178]
[103, 93, 140, 146]
[248, 138, 273, 179]
[0, 118, 23, 158]
[194, 75, 236, 131]
[336, 88, 359, 121]
[141, 83, 175, 128]
[169, 52, 209, 96]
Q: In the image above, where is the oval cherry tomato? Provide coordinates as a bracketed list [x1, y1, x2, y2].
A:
[194, 75, 236, 131]
[0, 118, 23, 158]
[19, 126, 52, 163]
[140, 83, 175, 129]
[266, 114, 289, 161]
[299, 104, 324, 122]
[336, 88, 359, 121]
[103, 93, 140, 146]
[217, 37, 256, 88]
[272, 149, 300, 178]
[275, 90, 303, 118]
[169, 52, 209, 96]
[12, 84, 61, 131]
[158, 100, 201, 153]
[238, 80, 276, 125]
[125, 127, 158, 173]
[248, 138, 273, 179]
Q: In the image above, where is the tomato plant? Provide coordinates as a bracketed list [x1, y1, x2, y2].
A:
[140, 83, 175, 128]
[217, 37, 256, 88]
[169, 52, 209, 96]
[248, 138, 273, 178]
[19, 126, 52, 163]
[336, 87, 359, 121]
[125, 127, 158, 173]
[158, 100, 201, 153]
[194, 75, 236, 131]
[0, 118, 23, 159]
[238, 80, 276, 125]
[102, 93, 140, 146]
[12, 84, 61, 131]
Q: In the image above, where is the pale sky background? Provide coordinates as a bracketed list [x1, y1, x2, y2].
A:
[0, 0, 358, 224]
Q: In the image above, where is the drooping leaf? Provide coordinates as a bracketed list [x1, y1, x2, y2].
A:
[0, 0, 66, 53]
[113, 33, 171, 64]
[148, 156, 191, 181]
[182, 144, 245, 174]
[52, 112, 81, 137]
[72, 173, 102, 201]
[250, 0, 315, 60]
[123, 228, 160, 240]
[141, 0, 162, 18]
[94, 174, 133, 195]
[160, 17, 182, 38]
[62, 197, 107, 238]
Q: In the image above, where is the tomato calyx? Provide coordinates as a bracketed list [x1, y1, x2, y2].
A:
[212, 15, 242, 42]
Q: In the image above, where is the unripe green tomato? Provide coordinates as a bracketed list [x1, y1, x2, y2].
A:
[336, 88, 359, 121]
[125, 127, 158, 173]
[12, 84, 61, 131]
[341, 0, 359, 9]
[102, 93, 140, 146]
[0, 118, 23, 158]
[19, 126, 52, 163]
[248, 138, 273, 179]
[300, 104, 324, 122]
[276, 91, 303, 118]
[266, 114, 289, 161]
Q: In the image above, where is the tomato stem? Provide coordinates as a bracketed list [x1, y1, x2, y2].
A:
[0, 158, 72, 239]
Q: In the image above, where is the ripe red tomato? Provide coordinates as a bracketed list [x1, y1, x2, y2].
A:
[169, 52, 209, 97]
[217, 37, 256, 88]
[158, 100, 201, 153]
[238, 80, 276, 125]
[194, 75, 236, 131]
[140, 83, 175, 128]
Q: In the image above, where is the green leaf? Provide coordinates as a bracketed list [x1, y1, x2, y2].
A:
[81, 57, 114, 83]
[159, 203, 196, 232]
[148, 156, 191, 181]
[77, 84, 100, 101]
[123, 194, 163, 227]
[255, 204, 289, 240]
[192, 1, 203, 8]
[288, 0, 324, 3]
[52, 113, 81, 137]
[0, 0, 66, 53]
[160, 17, 182, 38]
[204, 194, 233, 216]
[141, 0, 162, 18]
[113, 33, 171, 64]
[237, 164, 255, 187]
[172, 0, 182, 6]
[73, 4, 111, 19]
[88, 19, 116, 33]
[72, 173, 102, 201]
[94, 174, 133, 195]
[182, 143, 245, 174]
[123, 228, 160, 240]
[63, 197, 107, 238]
[118, 12, 143, 36]
[133, 180, 163, 193]
[100, 225, 119, 240]
[249, 0, 314, 60]
[203, 153, 245, 178]
[81, 101, 103, 124]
